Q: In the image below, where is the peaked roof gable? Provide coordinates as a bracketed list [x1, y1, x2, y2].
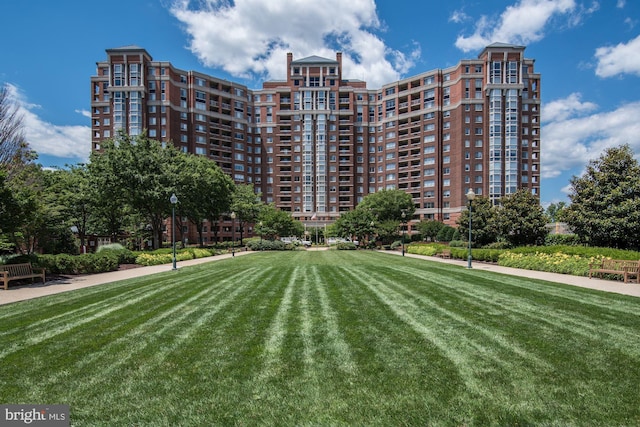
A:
[292, 55, 338, 65]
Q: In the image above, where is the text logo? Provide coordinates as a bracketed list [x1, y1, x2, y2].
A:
[1, 405, 69, 426]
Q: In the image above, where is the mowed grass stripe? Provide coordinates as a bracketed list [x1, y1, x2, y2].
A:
[69, 265, 275, 410]
[340, 265, 492, 394]
[368, 265, 551, 371]
[0, 265, 268, 402]
[398, 263, 640, 359]
[309, 265, 357, 375]
[256, 265, 298, 383]
[0, 267, 234, 358]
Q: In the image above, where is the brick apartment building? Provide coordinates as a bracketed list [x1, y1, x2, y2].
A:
[91, 43, 541, 244]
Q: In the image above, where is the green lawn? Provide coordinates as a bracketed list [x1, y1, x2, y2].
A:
[1, 251, 640, 426]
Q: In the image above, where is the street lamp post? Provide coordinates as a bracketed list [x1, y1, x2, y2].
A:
[259, 221, 263, 249]
[230, 212, 236, 257]
[401, 211, 407, 257]
[466, 189, 475, 269]
[170, 193, 178, 270]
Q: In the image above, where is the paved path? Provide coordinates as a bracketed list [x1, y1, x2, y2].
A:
[1, 249, 639, 306]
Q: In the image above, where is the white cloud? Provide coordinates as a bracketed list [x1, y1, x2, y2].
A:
[455, 0, 577, 52]
[6, 84, 91, 162]
[449, 10, 469, 24]
[541, 94, 640, 178]
[617, 0, 626, 8]
[541, 92, 597, 122]
[169, 0, 419, 88]
[75, 109, 91, 118]
[594, 34, 640, 77]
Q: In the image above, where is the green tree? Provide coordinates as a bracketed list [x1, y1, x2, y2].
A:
[89, 132, 181, 249]
[258, 204, 300, 240]
[4, 163, 48, 254]
[436, 224, 456, 242]
[456, 196, 498, 247]
[87, 153, 130, 243]
[175, 154, 234, 247]
[332, 209, 376, 243]
[563, 144, 640, 249]
[230, 183, 263, 245]
[44, 165, 95, 252]
[546, 201, 567, 222]
[0, 169, 19, 252]
[493, 189, 548, 247]
[355, 189, 415, 221]
[415, 219, 444, 242]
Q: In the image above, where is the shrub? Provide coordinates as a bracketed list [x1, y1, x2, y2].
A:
[450, 247, 503, 263]
[97, 244, 137, 265]
[482, 241, 513, 250]
[407, 244, 439, 257]
[186, 248, 216, 259]
[28, 253, 120, 275]
[336, 242, 357, 250]
[545, 234, 581, 246]
[97, 243, 126, 252]
[499, 251, 595, 276]
[448, 240, 465, 248]
[246, 240, 295, 251]
[135, 250, 196, 266]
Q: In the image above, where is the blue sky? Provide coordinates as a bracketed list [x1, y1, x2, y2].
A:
[2, 0, 640, 207]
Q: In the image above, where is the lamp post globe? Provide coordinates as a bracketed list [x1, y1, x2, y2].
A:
[466, 189, 475, 269]
[170, 193, 178, 270]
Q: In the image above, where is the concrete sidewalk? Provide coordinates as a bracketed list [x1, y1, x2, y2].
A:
[1, 249, 639, 306]
[0, 251, 254, 306]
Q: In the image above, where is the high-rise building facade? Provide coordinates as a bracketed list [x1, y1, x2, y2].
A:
[91, 43, 540, 243]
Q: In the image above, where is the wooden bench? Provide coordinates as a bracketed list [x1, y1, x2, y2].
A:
[0, 263, 46, 290]
[588, 259, 640, 283]
[436, 249, 452, 259]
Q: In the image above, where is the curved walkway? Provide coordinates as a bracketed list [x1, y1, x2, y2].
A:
[1, 249, 639, 306]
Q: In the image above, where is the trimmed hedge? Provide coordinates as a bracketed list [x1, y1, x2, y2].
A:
[246, 240, 296, 251]
[336, 242, 357, 250]
[134, 247, 218, 266]
[36, 253, 119, 275]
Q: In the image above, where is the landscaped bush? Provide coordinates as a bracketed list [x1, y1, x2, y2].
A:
[407, 243, 440, 257]
[449, 247, 503, 263]
[482, 241, 513, 250]
[390, 240, 403, 249]
[499, 251, 596, 276]
[336, 242, 357, 250]
[509, 245, 640, 260]
[34, 253, 119, 275]
[545, 234, 581, 246]
[97, 244, 137, 264]
[186, 248, 216, 258]
[247, 240, 296, 251]
[135, 251, 195, 266]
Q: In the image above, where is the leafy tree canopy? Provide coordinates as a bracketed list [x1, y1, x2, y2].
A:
[563, 144, 640, 249]
[355, 189, 415, 222]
